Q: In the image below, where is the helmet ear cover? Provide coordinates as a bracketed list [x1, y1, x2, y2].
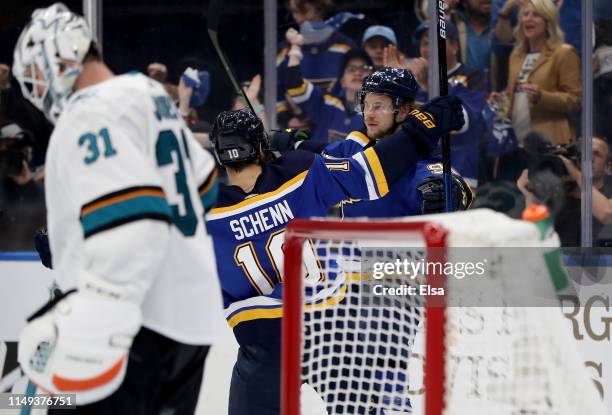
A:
[214, 133, 261, 165]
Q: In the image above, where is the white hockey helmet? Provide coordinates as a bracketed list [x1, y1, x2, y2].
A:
[12, 3, 93, 123]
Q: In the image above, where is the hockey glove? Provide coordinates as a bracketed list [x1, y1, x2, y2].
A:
[402, 95, 465, 149]
[271, 128, 310, 152]
[18, 279, 141, 405]
[417, 174, 474, 214]
[34, 227, 52, 269]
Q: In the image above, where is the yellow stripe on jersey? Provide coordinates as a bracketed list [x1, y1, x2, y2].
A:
[323, 95, 345, 111]
[364, 147, 389, 197]
[347, 131, 369, 147]
[276, 102, 289, 113]
[209, 171, 308, 216]
[227, 306, 283, 328]
[288, 80, 308, 97]
[227, 283, 349, 328]
[328, 43, 351, 54]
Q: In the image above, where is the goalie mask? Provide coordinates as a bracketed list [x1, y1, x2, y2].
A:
[12, 3, 93, 123]
[211, 109, 271, 166]
[357, 67, 418, 114]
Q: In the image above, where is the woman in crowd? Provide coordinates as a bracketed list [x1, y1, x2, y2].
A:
[502, 0, 581, 145]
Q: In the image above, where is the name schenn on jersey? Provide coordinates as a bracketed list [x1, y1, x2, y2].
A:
[229, 200, 294, 241]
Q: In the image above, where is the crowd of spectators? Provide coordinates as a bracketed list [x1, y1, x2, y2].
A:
[1, 0, 612, 248]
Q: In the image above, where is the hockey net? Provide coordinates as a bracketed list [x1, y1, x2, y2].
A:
[281, 209, 606, 415]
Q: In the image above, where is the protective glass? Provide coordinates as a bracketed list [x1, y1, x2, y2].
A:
[360, 100, 394, 114]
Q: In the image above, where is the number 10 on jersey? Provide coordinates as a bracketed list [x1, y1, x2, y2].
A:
[234, 230, 324, 295]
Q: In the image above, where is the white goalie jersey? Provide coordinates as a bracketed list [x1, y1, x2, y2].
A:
[44, 73, 223, 344]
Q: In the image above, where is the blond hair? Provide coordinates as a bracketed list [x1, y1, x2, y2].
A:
[514, 0, 564, 54]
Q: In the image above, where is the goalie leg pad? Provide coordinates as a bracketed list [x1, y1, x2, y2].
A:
[18, 292, 141, 405]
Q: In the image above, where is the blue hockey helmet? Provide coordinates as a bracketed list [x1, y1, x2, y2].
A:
[211, 109, 270, 166]
[357, 67, 418, 112]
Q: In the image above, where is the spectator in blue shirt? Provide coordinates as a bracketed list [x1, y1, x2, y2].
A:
[411, 20, 490, 93]
[451, 0, 494, 72]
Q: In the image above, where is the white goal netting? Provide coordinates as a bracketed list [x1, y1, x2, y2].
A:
[282, 209, 607, 415]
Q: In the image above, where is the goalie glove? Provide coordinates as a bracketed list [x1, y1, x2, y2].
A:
[417, 174, 474, 214]
[18, 288, 141, 405]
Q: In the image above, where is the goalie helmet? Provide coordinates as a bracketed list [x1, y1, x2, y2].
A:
[211, 109, 271, 166]
[12, 3, 93, 123]
[357, 67, 418, 113]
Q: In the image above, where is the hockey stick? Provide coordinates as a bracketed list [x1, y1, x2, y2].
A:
[207, 0, 255, 113]
[436, 0, 453, 212]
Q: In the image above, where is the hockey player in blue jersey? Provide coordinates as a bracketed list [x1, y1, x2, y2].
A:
[281, 67, 474, 218]
[206, 88, 465, 414]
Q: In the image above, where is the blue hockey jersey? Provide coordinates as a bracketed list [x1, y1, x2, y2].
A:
[207, 114, 439, 333]
[207, 148, 392, 340]
[276, 31, 355, 126]
[322, 130, 448, 218]
[277, 31, 354, 94]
